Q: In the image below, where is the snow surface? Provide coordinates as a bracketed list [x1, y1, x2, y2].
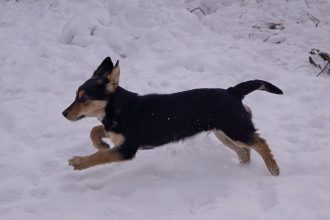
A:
[1, 0, 330, 219]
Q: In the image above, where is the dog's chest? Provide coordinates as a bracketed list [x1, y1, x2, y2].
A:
[106, 131, 125, 146]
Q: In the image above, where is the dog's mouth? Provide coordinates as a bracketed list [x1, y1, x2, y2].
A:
[63, 101, 107, 122]
[70, 115, 86, 121]
[65, 114, 85, 121]
[76, 115, 85, 120]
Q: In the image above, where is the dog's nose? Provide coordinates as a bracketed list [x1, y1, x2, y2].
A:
[62, 109, 69, 117]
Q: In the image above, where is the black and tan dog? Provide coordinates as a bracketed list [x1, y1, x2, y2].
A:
[62, 57, 282, 176]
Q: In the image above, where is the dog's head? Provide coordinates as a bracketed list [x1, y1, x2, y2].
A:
[62, 57, 120, 121]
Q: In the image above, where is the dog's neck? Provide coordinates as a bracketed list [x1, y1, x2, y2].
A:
[101, 87, 138, 131]
[95, 108, 106, 121]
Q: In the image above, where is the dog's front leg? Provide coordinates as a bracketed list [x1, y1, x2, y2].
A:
[90, 125, 110, 150]
[68, 145, 138, 170]
[69, 147, 122, 170]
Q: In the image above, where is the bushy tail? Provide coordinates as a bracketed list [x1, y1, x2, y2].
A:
[227, 80, 283, 100]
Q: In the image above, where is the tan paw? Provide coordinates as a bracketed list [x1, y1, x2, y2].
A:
[68, 156, 90, 170]
[269, 164, 280, 176]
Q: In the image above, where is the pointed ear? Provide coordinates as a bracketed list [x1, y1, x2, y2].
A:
[100, 57, 113, 68]
[93, 57, 114, 77]
[106, 60, 120, 93]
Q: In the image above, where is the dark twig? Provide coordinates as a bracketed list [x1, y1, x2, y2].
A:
[316, 61, 329, 77]
[309, 57, 321, 69]
[190, 7, 206, 16]
[319, 52, 330, 61]
[263, 33, 278, 42]
[308, 49, 330, 76]
[266, 23, 284, 30]
[308, 13, 320, 27]
[309, 48, 320, 55]
[315, 51, 330, 77]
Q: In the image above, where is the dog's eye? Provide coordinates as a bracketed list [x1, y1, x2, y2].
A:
[79, 95, 88, 103]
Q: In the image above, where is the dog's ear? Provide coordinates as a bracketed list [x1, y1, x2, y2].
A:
[93, 57, 114, 77]
[105, 60, 120, 93]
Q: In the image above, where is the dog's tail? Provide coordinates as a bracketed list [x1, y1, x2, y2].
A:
[227, 80, 283, 100]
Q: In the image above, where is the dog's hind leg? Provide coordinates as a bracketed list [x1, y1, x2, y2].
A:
[214, 130, 251, 165]
[232, 134, 280, 176]
[249, 134, 280, 176]
[90, 125, 110, 150]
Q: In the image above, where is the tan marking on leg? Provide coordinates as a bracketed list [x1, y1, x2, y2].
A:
[250, 135, 280, 176]
[232, 134, 280, 176]
[68, 148, 122, 170]
[108, 132, 125, 146]
[90, 125, 109, 150]
[214, 130, 251, 165]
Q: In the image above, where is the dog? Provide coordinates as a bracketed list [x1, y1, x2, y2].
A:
[62, 57, 282, 176]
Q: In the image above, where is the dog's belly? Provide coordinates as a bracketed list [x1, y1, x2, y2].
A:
[133, 123, 212, 148]
[138, 145, 156, 150]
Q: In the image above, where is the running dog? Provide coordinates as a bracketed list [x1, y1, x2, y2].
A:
[62, 57, 282, 176]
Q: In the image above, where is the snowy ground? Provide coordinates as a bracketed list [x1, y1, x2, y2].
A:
[1, 0, 330, 219]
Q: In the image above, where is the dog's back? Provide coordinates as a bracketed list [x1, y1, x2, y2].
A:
[105, 87, 255, 147]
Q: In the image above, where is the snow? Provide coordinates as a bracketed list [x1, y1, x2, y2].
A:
[1, 0, 330, 219]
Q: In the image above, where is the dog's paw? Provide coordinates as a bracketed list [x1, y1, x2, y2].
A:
[68, 156, 89, 170]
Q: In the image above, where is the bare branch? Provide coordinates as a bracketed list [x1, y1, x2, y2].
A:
[316, 62, 329, 77]
[263, 33, 278, 42]
[308, 13, 320, 27]
[190, 7, 206, 16]
[309, 48, 320, 55]
[309, 57, 321, 69]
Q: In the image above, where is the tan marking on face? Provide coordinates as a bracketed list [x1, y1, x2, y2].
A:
[107, 132, 125, 146]
[65, 100, 107, 121]
[78, 90, 86, 98]
[81, 100, 107, 117]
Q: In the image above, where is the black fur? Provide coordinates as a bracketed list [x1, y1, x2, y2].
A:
[78, 78, 108, 100]
[227, 80, 283, 100]
[93, 57, 113, 77]
[102, 84, 282, 160]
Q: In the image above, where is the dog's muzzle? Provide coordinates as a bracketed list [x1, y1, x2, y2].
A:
[62, 109, 85, 121]
[62, 109, 69, 117]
